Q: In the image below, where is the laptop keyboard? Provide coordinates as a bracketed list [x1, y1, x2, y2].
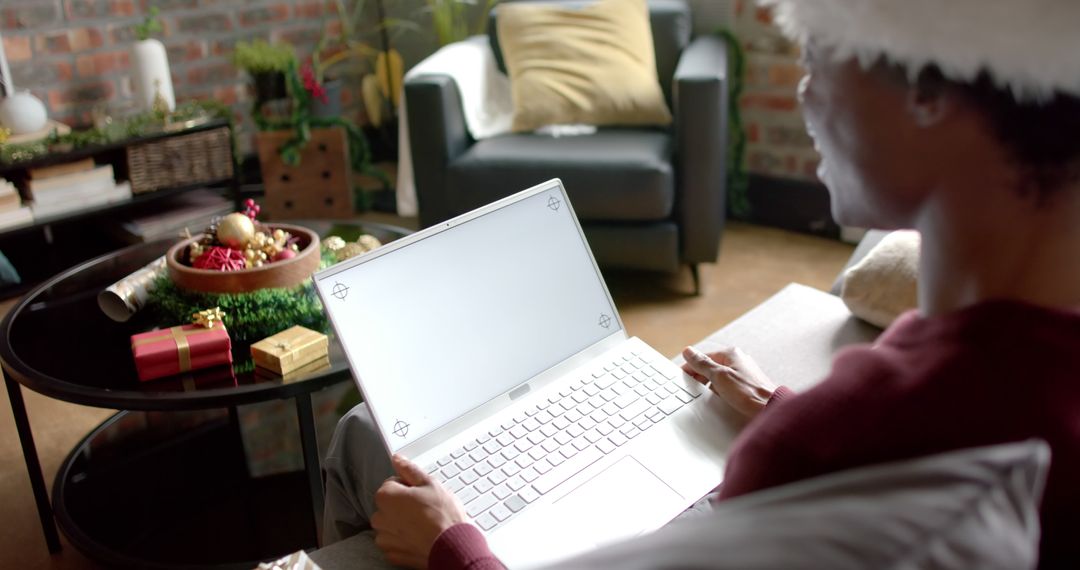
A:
[424, 345, 701, 533]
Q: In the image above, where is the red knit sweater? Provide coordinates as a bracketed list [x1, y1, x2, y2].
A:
[430, 300, 1080, 569]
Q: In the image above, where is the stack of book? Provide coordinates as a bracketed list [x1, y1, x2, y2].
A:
[113, 189, 234, 244]
[0, 179, 32, 231]
[24, 159, 132, 219]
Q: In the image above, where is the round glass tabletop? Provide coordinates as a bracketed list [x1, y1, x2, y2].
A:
[0, 220, 411, 410]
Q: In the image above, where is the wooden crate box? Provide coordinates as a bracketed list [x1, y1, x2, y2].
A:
[255, 127, 354, 219]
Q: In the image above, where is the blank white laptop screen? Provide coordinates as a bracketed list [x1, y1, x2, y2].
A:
[318, 185, 620, 453]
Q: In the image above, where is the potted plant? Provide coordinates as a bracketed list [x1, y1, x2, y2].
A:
[313, 0, 408, 127]
[131, 7, 175, 112]
[233, 40, 297, 104]
[424, 0, 499, 46]
[306, 0, 410, 158]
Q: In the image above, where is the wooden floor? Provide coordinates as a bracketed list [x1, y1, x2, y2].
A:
[0, 220, 852, 569]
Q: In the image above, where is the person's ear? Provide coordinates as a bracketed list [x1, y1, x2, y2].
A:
[906, 80, 954, 128]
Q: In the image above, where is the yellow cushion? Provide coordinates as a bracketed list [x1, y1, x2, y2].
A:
[841, 230, 920, 328]
[496, 0, 673, 132]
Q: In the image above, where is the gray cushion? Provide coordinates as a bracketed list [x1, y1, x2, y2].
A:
[447, 129, 674, 221]
[311, 441, 1047, 570]
[488, 0, 691, 105]
[554, 440, 1048, 570]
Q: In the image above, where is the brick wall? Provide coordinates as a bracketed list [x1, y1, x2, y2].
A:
[1, 0, 817, 177]
[733, 0, 819, 182]
[0, 0, 362, 153]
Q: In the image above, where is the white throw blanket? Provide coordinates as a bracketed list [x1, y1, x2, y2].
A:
[396, 36, 514, 217]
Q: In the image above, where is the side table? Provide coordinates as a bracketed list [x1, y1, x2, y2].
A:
[0, 220, 411, 568]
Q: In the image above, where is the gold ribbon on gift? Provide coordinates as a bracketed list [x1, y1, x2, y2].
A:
[132, 327, 216, 373]
[267, 327, 324, 356]
[192, 306, 225, 329]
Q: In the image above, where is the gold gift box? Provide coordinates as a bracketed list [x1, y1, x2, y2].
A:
[251, 325, 329, 375]
[254, 355, 331, 384]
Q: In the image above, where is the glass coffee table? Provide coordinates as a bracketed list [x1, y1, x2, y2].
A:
[0, 220, 411, 569]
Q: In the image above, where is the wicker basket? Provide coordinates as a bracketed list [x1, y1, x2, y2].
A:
[126, 126, 234, 194]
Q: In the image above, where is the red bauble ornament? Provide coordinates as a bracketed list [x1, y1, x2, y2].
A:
[273, 248, 297, 262]
[242, 199, 262, 221]
[193, 247, 248, 271]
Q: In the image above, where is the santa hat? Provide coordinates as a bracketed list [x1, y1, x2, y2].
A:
[758, 0, 1080, 104]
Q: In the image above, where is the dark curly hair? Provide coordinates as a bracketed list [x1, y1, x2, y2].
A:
[914, 66, 1080, 202]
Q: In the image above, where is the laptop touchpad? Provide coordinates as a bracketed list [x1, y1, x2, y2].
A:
[553, 456, 682, 547]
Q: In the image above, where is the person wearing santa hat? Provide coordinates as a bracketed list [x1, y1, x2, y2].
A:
[331, 1, 1080, 567]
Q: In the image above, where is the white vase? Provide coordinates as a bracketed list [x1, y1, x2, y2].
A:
[131, 38, 175, 112]
[0, 91, 48, 134]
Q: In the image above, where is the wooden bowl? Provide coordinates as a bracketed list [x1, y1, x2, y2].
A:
[166, 223, 321, 293]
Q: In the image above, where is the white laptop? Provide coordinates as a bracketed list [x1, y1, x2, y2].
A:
[315, 179, 730, 568]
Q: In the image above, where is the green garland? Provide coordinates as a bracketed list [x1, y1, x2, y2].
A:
[148, 278, 328, 346]
[145, 249, 338, 346]
[717, 28, 751, 217]
[0, 101, 232, 165]
[252, 61, 388, 211]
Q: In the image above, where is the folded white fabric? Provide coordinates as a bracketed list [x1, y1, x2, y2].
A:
[255, 550, 322, 570]
[534, 124, 599, 138]
[396, 36, 514, 217]
[841, 229, 920, 328]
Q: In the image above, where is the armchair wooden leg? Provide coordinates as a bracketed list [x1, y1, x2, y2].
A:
[690, 264, 702, 296]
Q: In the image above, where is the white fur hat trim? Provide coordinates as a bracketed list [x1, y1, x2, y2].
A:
[759, 0, 1080, 103]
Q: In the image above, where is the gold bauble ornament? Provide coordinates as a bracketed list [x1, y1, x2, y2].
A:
[323, 236, 346, 251]
[357, 234, 382, 252]
[188, 243, 205, 263]
[217, 213, 255, 249]
[335, 242, 366, 262]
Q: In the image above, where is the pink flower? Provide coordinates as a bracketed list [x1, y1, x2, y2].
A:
[301, 62, 328, 104]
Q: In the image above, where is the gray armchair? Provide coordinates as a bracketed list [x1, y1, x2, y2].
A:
[405, 0, 729, 293]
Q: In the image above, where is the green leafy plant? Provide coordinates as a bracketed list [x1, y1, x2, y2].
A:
[232, 40, 297, 74]
[134, 6, 163, 41]
[718, 28, 751, 217]
[424, 0, 498, 46]
[310, 0, 414, 127]
[252, 60, 387, 209]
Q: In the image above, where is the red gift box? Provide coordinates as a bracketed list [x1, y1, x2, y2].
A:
[131, 324, 233, 382]
[153, 364, 238, 392]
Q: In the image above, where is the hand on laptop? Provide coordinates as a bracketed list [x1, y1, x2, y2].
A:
[371, 454, 470, 568]
[681, 345, 777, 419]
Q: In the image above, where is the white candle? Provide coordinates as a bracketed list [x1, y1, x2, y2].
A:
[0, 30, 13, 96]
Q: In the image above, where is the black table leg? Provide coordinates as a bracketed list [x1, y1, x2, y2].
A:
[227, 405, 250, 479]
[295, 392, 324, 541]
[4, 371, 62, 553]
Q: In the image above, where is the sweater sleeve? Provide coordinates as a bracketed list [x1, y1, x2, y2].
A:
[717, 346, 899, 500]
[767, 386, 794, 405]
[430, 523, 504, 570]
